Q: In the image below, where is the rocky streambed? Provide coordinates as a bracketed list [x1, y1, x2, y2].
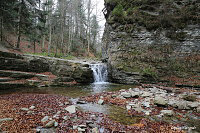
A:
[0, 83, 199, 133]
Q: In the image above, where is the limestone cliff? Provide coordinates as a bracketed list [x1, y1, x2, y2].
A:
[102, 0, 200, 84]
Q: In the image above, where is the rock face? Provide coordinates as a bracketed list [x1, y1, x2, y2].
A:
[102, 0, 200, 84]
[24, 54, 93, 84]
[0, 51, 93, 88]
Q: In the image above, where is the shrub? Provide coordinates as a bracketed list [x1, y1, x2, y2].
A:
[112, 4, 125, 17]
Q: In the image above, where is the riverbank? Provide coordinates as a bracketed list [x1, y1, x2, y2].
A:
[0, 84, 199, 132]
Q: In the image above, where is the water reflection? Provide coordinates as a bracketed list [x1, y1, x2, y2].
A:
[90, 82, 110, 93]
[0, 83, 134, 98]
[78, 103, 142, 125]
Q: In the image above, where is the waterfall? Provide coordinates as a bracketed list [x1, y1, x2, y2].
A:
[90, 63, 108, 83]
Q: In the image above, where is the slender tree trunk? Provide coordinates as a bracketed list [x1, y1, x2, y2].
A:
[42, 35, 45, 52]
[48, 24, 52, 56]
[0, 16, 3, 42]
[33, 41, 36, 53]
[87, 0, 91, 55]
[16, 0, 23, 49]
[47, 0, 52, 56]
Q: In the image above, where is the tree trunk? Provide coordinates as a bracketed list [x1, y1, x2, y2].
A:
[48, 24, 52, 56]
[47, 0, 52, 56]
[42, 35, 45, 52]
[87, 0, 91, 55]
[33, 40, 36, 53]
[16, 0, 23, 49]
[0, 16, 3, 42]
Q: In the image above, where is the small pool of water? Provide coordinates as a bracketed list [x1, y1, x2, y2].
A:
[78, 103, 142, 125]
[0, 83, 135, 98]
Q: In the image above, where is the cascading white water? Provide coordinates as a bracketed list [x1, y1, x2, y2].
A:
[90, 63, 108, 83]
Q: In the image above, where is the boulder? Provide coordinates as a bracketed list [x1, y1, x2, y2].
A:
[141, 91, 152, 97]
[176, 101, 190, 110]
[154, 96, 168, 106]
[188, 102, 199, 109]
[121, 92, 132, 98]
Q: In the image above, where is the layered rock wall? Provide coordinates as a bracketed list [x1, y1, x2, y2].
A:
[102, 0, 200, 84]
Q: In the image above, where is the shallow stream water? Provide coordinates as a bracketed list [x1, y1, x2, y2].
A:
[0, 82, 141, 125]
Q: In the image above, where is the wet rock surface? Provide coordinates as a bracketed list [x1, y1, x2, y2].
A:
[0, 51, 94, 89]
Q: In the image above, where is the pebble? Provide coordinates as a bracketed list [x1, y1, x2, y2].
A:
[65, 105, 76, 114]
[63, 116, 69, 120]
[126, 105, 131, 110]
[41, 116, 49, 122]
[98, 99, 104, 105]
[20, 108, 29, 111]
[45, 120, 55, 128]
[29, 106, 35, 110]
[160, 110, 174, 116]
[0, 118, 13, 122]
[73, 125, 78, 129]
[54, 122, 58, 127]
[78, 127, 85, 132]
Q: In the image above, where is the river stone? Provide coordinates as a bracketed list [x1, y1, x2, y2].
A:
[65, 105, 76, 114]
[197, 106, 200, 113]
[98, 99, 104, 105]
[141, 92, 152, 97]
[176, 101, 190, 110]
[29, 106, 35, 110]
[73, 125, 78, 129]
[78, 125, 87, 128]
[63, 116, 69, 120]
[129, 91, 140, 98]
[41, 116, 49, 122]
[149, 87, 158, 93]
[88, 123, 96, 128]
[144, 111, 151, 116]
[20, 108, 29, 111]
[143, 102, 150, 108]
[121, 92, 132, 98]
[0, 118, 13, 122]
[126, 105, 132, 110]
[160, 110, 174, 116]
[132, 88, 140, 92]
[188, 102, 199, 109]
[154, 97, 168, 106]
[54, 122, 58, 127]
[78, 127, 85, 132]
[45, 120, 55, 128]
[168, 99, 177, 107]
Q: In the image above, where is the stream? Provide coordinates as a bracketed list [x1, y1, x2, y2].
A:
[0, 63, 199, 132]
[0, 63, 140, 126]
